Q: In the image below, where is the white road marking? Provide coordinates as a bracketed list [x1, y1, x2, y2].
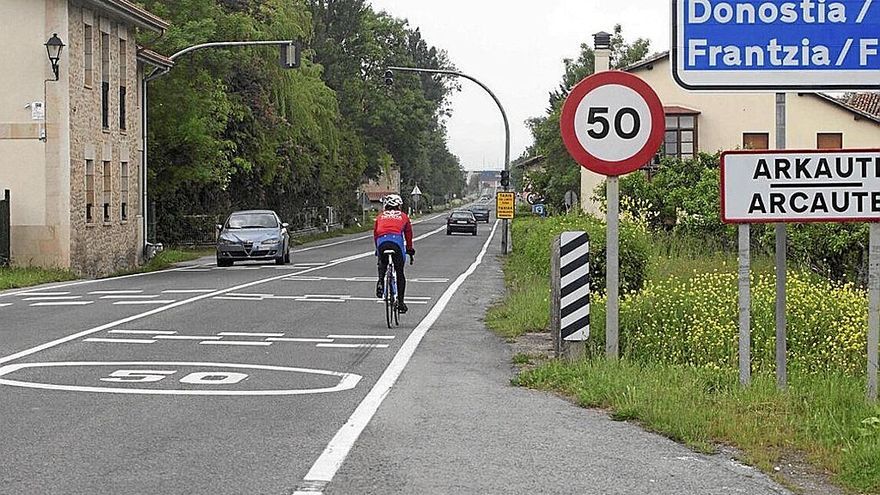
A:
[199, 341, 273, 347]
[213, 296, 264, 301]
[16, 291, 71, 297]
[0, 303, 12, 308]
[109, 330, 177, 335]
[326, 335, 395, 340]
[296, 299, 346, 303]
[30, 301, 94, 307]
[0, 264, 213, 299]
[84, 338, 156, 344]
[295, 220, 499, 494]
[291, 262, 326, 267]
[154, 335, 222, 341]
[267, 338, 334, 343]
[218, 332, 285, 337]
[162, 289, 216, 294]
[22, 296, 83, 301]
[100, 294, 159, 299]
[0, 362, 361, 396]
[112, 300, 177, 305]
[0, 224, 447, 367]
[283, 276, 447, 284]
[316, 344, 389, 349]
[89, 290, 144, 295]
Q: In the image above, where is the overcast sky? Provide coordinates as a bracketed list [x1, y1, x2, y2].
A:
[367, 0, 671, 171]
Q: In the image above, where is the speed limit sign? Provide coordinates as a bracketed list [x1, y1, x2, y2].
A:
[560, 71, 664, 177]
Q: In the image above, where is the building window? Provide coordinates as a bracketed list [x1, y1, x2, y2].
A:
[663, 114, 698, 160]
[743, 133, 770, 150]
[84, 24, 93, 87]
[101, 32, 110, 129]
[818, 133, 843, 149]
[102, 161, 111, 222]
[119, 39, 127, 130]
[85, 160, 95, 223]
[120, 162, 129, 221]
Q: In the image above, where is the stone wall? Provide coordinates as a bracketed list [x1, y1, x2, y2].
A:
[67, 3, 142, 277]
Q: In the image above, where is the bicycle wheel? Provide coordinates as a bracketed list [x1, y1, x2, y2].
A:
[393, 297, 400, 326]
[385, 269, 394, 329]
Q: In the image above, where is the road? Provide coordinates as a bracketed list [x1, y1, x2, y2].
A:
[0, 213, 790, 495]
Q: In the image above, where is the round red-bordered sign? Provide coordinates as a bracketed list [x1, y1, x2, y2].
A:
[560, 71, 665, 177]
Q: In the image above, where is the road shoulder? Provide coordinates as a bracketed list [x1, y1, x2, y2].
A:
[326, 248, 791, 495]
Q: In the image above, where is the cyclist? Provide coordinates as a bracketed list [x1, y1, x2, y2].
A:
[374, 194, 415, 313]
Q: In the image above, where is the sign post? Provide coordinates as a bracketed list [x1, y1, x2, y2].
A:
[560, 71, 665, 358]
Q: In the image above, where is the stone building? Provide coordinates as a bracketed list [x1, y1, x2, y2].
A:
[0, 0, 171, 277]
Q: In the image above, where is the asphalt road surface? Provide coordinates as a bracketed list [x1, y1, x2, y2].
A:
[0, 213, 790, 495]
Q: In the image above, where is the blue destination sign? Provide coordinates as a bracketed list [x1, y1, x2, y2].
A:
[672, 0, 880, 90]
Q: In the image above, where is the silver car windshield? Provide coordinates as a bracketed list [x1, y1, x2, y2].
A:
[227, 213, 277, 229]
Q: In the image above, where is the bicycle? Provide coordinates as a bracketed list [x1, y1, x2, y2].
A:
[381, 249, 413, 328]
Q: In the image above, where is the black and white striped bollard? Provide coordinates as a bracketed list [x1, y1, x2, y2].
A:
[551, 231, 590, 359]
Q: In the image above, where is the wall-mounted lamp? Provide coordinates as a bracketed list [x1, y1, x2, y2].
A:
[45, 33, 65, 81]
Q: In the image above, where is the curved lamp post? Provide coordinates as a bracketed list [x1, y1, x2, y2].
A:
[385, 66, 511, 254]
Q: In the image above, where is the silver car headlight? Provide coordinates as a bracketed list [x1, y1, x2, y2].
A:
[218, 238, 238, 247]
[260, 238, 281, 247]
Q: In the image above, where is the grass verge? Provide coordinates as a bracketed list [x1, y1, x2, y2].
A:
[0, 266, 77, 291]
[111, 248, 213, 277]
[515, 358, 880, 493]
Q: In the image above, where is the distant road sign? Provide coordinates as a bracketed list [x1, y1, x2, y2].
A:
[721, 149, 880, 223]
[526, 192, 543, 206]
[496, 192, 515, 219]
[673, 0, 880, 90]
[533, 204, 547, 217]
[560, 71, 665, 177]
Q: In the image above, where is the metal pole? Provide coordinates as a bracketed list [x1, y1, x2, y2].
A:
[147, 40, 296, 81]
[738, 224, 751, 386]
[606, 176, 620, 359]
[869, 223, 879, 402]
[775, 92, 787, 390]
[387, 66, 511, 254]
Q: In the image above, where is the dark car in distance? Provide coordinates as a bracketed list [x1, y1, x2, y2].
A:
[469, 205, 491, 223]
[216, 210, 291, 267]
[446, 210, 478, 236]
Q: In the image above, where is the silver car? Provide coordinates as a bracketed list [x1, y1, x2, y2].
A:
[216, 210, 291, 267]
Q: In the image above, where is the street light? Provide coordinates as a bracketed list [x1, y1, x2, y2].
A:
[384, 66, 511, 254]
[45, 33, 65, 81]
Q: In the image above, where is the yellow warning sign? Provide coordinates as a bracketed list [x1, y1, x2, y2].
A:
[496, 192, 515, 220]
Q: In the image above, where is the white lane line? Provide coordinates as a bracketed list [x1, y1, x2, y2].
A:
[162, 289, 216, 294]
[112, 300, 177, 305]
[84, 338, 155, 344]
[291, 263, 326, 267]
[218, 332, 286, 337]
[89, 290, 144, 295]
[22, 296, 83, 301]
[15, 291, 71, 297]
[100, 294, 160, 299]
[154, 335, 222, 341]
[213, 296, 264, 301]
[326, 335, 395, 340]
[295, 220, 499, 494]
[267, 338, 334, 343]
[0, 303, 12, 308]
[0, 224, 447, 367]
[316, 344, 390, 349]
[30, 301, 94, 307]
[0, 264, 213, 299]
[199, 341, 273, 347]
[295, 299, 346, 303]
[109, 330, 177, 335]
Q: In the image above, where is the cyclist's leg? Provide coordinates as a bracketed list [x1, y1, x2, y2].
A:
[376, 242, 395, 298]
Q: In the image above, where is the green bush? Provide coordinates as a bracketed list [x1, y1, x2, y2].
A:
[512, 214, 650, 295]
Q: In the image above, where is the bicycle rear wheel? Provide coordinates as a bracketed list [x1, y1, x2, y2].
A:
[385, 269, 394, 329]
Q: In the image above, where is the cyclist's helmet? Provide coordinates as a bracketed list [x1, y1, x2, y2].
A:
[383, 194, 403, 210]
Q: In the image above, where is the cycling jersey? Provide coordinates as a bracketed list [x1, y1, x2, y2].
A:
[374, 209, 413, 256]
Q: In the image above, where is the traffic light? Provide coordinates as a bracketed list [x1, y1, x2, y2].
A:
[500, 170, 510, 188]
[384, 70, 394, 86]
